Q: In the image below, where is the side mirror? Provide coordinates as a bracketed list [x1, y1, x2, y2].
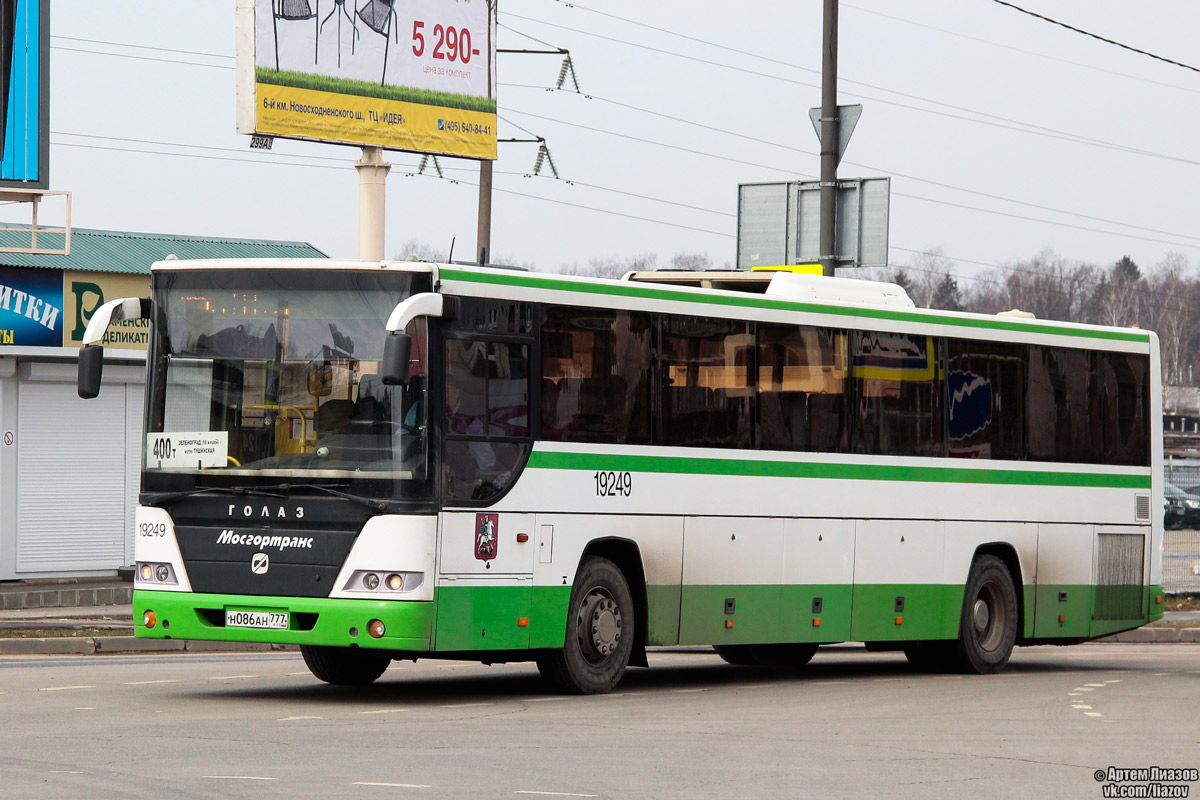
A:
[381, 333, 412, 386]
[78, 344, 104, 399]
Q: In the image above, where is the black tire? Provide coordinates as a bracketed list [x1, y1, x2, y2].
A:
[714, 643, 818, 667]
[537, 556, 635, 694]
[951, 555, 1018, 674]
[300, 645, 392, 686]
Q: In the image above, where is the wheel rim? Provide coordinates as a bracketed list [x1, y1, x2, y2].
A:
[973, 580, 1007, 653]
[576, 586, 623, 665]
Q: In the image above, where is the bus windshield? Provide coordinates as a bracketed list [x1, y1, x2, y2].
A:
[142, 268, 433, 502]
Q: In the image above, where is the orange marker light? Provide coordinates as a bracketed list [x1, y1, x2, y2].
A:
[368, 619, 386, 638]
[1156, 595, 1163, 605]
[516, 533, 529, 543]
[517, 617, 529, 627]
[142, 610, 157, 628]
[1058, 615, 1067, 624]
[895, 617, 903, 626]
[812, 618, 822, 627]
[725, 620, 735, 629]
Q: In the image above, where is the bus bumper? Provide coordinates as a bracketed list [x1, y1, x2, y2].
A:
[133, 589, 435, 651]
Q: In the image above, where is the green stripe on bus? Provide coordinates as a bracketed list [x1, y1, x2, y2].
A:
[439, 267, 1150, 344]
[526, 451, 1151, 489]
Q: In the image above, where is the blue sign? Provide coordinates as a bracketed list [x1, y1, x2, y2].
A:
[0, 265, 62, 346]
[0, 0, 46, 186]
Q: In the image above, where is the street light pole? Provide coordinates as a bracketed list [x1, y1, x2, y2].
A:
[819, 0, 839, 278]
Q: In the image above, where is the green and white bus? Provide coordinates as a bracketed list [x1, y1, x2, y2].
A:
[77, 260, 1163, 693]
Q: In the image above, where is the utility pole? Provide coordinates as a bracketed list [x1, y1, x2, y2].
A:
[819, 0, 839, 278]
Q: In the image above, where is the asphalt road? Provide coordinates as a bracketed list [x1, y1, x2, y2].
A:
[2, 644, 1199, 800]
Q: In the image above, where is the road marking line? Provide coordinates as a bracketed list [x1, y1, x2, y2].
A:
[39, 685, 95, 692]
[358, 708, 408, 715]
[278, 716, 325, 721]
[123, 680, 178, 685]
[670, 688, 706, 693]
[203, 776, 277, 781]
[1072, 704, 1093, 709]
[515, 792, 599, 797]
[1067, 693, 1083, 697]
[354, 783, 431, 788]
[1084, 683, 1107, 688]
[1104, 679, 1122, 683]
[74, 707, 96, 711]
[287, 672, 310, 676]
[208, 675, 257, 680]
[1084, 712, 1104, 717]
[50, 770, 83, 774]
[440, 702, 492, 709]
[526, 697, 569, 702]
[873, 678, 905, 683]
[1072, 687, 1094, 692]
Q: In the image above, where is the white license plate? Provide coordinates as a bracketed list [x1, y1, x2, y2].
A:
[226, 609, 289, 630]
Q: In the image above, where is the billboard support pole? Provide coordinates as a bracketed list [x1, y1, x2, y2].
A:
[356, 146, 390, 261]
[477, 160, 492, 264]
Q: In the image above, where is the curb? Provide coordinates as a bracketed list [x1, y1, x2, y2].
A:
[1100, 628, 1200, 643]
[0, 636, 297, 656]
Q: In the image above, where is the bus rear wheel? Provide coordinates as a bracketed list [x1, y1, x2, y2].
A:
[952, 555, 1018, 674]
[714, 643, 818, 667]
[300, 645, 392, 685]
[537, 556, 635, 694]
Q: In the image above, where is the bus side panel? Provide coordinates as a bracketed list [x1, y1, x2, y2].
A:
[679, 517, 783, 646]
[434, 512, 535, 651]
[943, 521, 1038, 640]
[780, 518, 854, 643]
[529, 514, 684, 649]
[1033, 523, 1093, 638]
[850, 520, 950, 642]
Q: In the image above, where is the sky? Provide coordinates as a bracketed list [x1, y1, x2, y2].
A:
[14, 1, 1200, 290]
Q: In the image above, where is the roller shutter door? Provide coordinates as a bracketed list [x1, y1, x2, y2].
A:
[17, 380, 139, 572]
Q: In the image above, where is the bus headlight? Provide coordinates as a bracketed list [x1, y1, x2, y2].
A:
[136, 562, 178, 586]
[344, 570, 423, 593]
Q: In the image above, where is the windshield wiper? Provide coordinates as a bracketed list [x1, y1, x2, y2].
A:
[275, 483, 389, 511]
[143, 485, 288, 503]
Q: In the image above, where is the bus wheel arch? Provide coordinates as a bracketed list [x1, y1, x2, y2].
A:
[972, 543, 1026, 645]
[953, 552, 1019, 674]
[537, 553, 638, 693]
[578, 538, 649, 668]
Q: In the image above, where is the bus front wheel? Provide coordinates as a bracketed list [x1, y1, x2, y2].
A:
[300, 645, 392, 685]
[537, 556, 635, 694]
[952, 555, 1018, 674]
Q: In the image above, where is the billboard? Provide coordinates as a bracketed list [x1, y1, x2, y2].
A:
[236, 0, 496, 160]
[0, 269, 151, 350]
[0, 0, 47, 187]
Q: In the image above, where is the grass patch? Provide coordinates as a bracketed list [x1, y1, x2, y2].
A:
[0, 628, 134, 638]
[1163, 595, 1200, 613]
[257, 67, 496, 112]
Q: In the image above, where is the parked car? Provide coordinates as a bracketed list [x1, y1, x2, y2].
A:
[1165, 483, 1200, 529]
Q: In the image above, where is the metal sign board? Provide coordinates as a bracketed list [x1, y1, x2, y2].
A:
[737, 177, 890, 270]
[807, 104, 862, 168]
[235, 0, 497, 160]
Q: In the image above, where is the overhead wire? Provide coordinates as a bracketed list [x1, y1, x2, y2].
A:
[988, 0, 1200, 73]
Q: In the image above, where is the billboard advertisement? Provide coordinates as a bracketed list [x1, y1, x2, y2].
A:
[0, 0, 47, 187]
[0, 265, 61, 346]
[236, 0, 496, 159]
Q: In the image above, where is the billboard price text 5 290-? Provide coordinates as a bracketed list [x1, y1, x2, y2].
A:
[412, 20, 480, 64]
